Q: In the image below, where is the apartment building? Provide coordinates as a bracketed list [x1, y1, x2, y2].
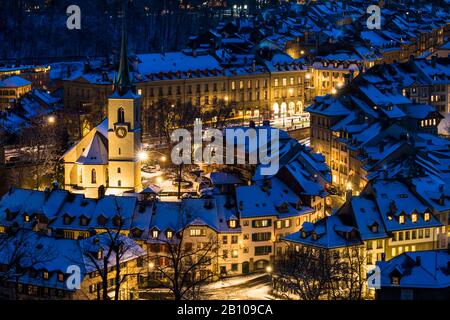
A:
[0, 230, 145, 300]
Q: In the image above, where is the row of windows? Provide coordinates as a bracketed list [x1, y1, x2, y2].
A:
[392, 228, 431, 241]
[222, 249, 239, 259]
[222, 235, 238, 244]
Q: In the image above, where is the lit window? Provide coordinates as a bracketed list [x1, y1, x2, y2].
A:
[57, 273, 64, 282]
[275, 220, 282, 229]
[166, 230, 173, 239]
[43, 271, 49, 280]
[399, 215, 405, 224]
[232, 250, 238, 258]
[229, 220, 237, 228]
[411, 213, 418, 223]
[424, 213, 430, 222]
[190, 229, 205, 237]
[284, 219, 291, 228]
[152, 230, 159, 239]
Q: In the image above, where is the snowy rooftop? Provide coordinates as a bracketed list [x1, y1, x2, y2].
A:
[377, 250, 450, 289]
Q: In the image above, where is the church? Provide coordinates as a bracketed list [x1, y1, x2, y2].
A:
[63, 24, 142, 199]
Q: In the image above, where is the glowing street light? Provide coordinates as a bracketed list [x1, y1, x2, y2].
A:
[224, 95, 229, 102]
[331, 88, 337, 95]
[305, 73, 311, 80]
[149, 262, 155, 269]
[137, 151, 149, 162]
[156, 176, 163, 184]
[160, 156, 167, 162]
[346, 182, 353, 191]
[47, 115, 56, 124]
[266, 266, 273, 273]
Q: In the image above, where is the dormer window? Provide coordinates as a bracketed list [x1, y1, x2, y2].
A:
[97, 215, 107, 226]
[229, 220, 237, 229]
[97, 249, 103, 260]
[112, 215, 122, 227]
[424, 213, 430, 222]
[371, 224, 378, 233]
[63, 215, 72, 225]
[411, 213, 418, 223]
[131, 228, 143, 238]
[57, 272, 65, 282]
[43, 271, 49, 280]
[391, 276, 400, 286]
[399, 215, 405, 224]
[23, 214, 30, 222]
[166, 230, 173, 240]
[80, 216, 89, 226]
[311, 233, 318, 241]
[301, 231, 307, 238]
[152, 229, 159, 239]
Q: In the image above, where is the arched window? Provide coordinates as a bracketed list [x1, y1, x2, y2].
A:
[91, 169, 97, 184]
[118, 107, 125, 123]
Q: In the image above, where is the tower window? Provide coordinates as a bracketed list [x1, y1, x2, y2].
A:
[118, 148, 121, 155]
[118, 107, 125, 123]
[117, 167, 121, 174]
[91, 169, 97, 184]
[118, 180, 122, 187]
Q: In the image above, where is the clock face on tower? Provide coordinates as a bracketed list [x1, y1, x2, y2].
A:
[115, 126, 127, 139]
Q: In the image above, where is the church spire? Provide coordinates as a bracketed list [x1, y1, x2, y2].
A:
[116, 1, 133, 95]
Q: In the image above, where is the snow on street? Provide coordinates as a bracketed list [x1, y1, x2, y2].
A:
[204, 274, 275, 300]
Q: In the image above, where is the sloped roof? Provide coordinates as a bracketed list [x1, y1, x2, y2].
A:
[76, 131, 108, 165]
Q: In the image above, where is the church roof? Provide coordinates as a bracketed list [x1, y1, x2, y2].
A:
[76, 131, 108, 165]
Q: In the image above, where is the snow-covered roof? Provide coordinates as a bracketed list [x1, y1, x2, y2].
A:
[283, 214, 362, 249]
[137, 52, 221, 75]
[76, 132, 108, 165]
[0, 75, 32, 87]
[377, 250, 450, 289]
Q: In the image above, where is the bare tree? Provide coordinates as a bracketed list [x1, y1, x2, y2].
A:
[146, 217, 220, 300]
[80, 199, 145, 301]
[0, 229, 57, 300]
[80, 228, 145, 301]
[273, 243, 367, 300]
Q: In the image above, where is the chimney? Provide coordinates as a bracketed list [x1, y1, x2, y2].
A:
[344, 73, 351, 87]
[415, 256, 421, 266]
[44, 187, 51, 201]
[431, 55, 437, 68]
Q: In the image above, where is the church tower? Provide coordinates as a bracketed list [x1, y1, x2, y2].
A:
[107, 11, 142, 194]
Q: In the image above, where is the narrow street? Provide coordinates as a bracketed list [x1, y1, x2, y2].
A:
[203, 274, 275, 300]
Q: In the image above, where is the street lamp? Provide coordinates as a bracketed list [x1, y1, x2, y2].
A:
[47, 115, 56, 124]
[266, 266, 272, 273]
[137, 151, 149, 162]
